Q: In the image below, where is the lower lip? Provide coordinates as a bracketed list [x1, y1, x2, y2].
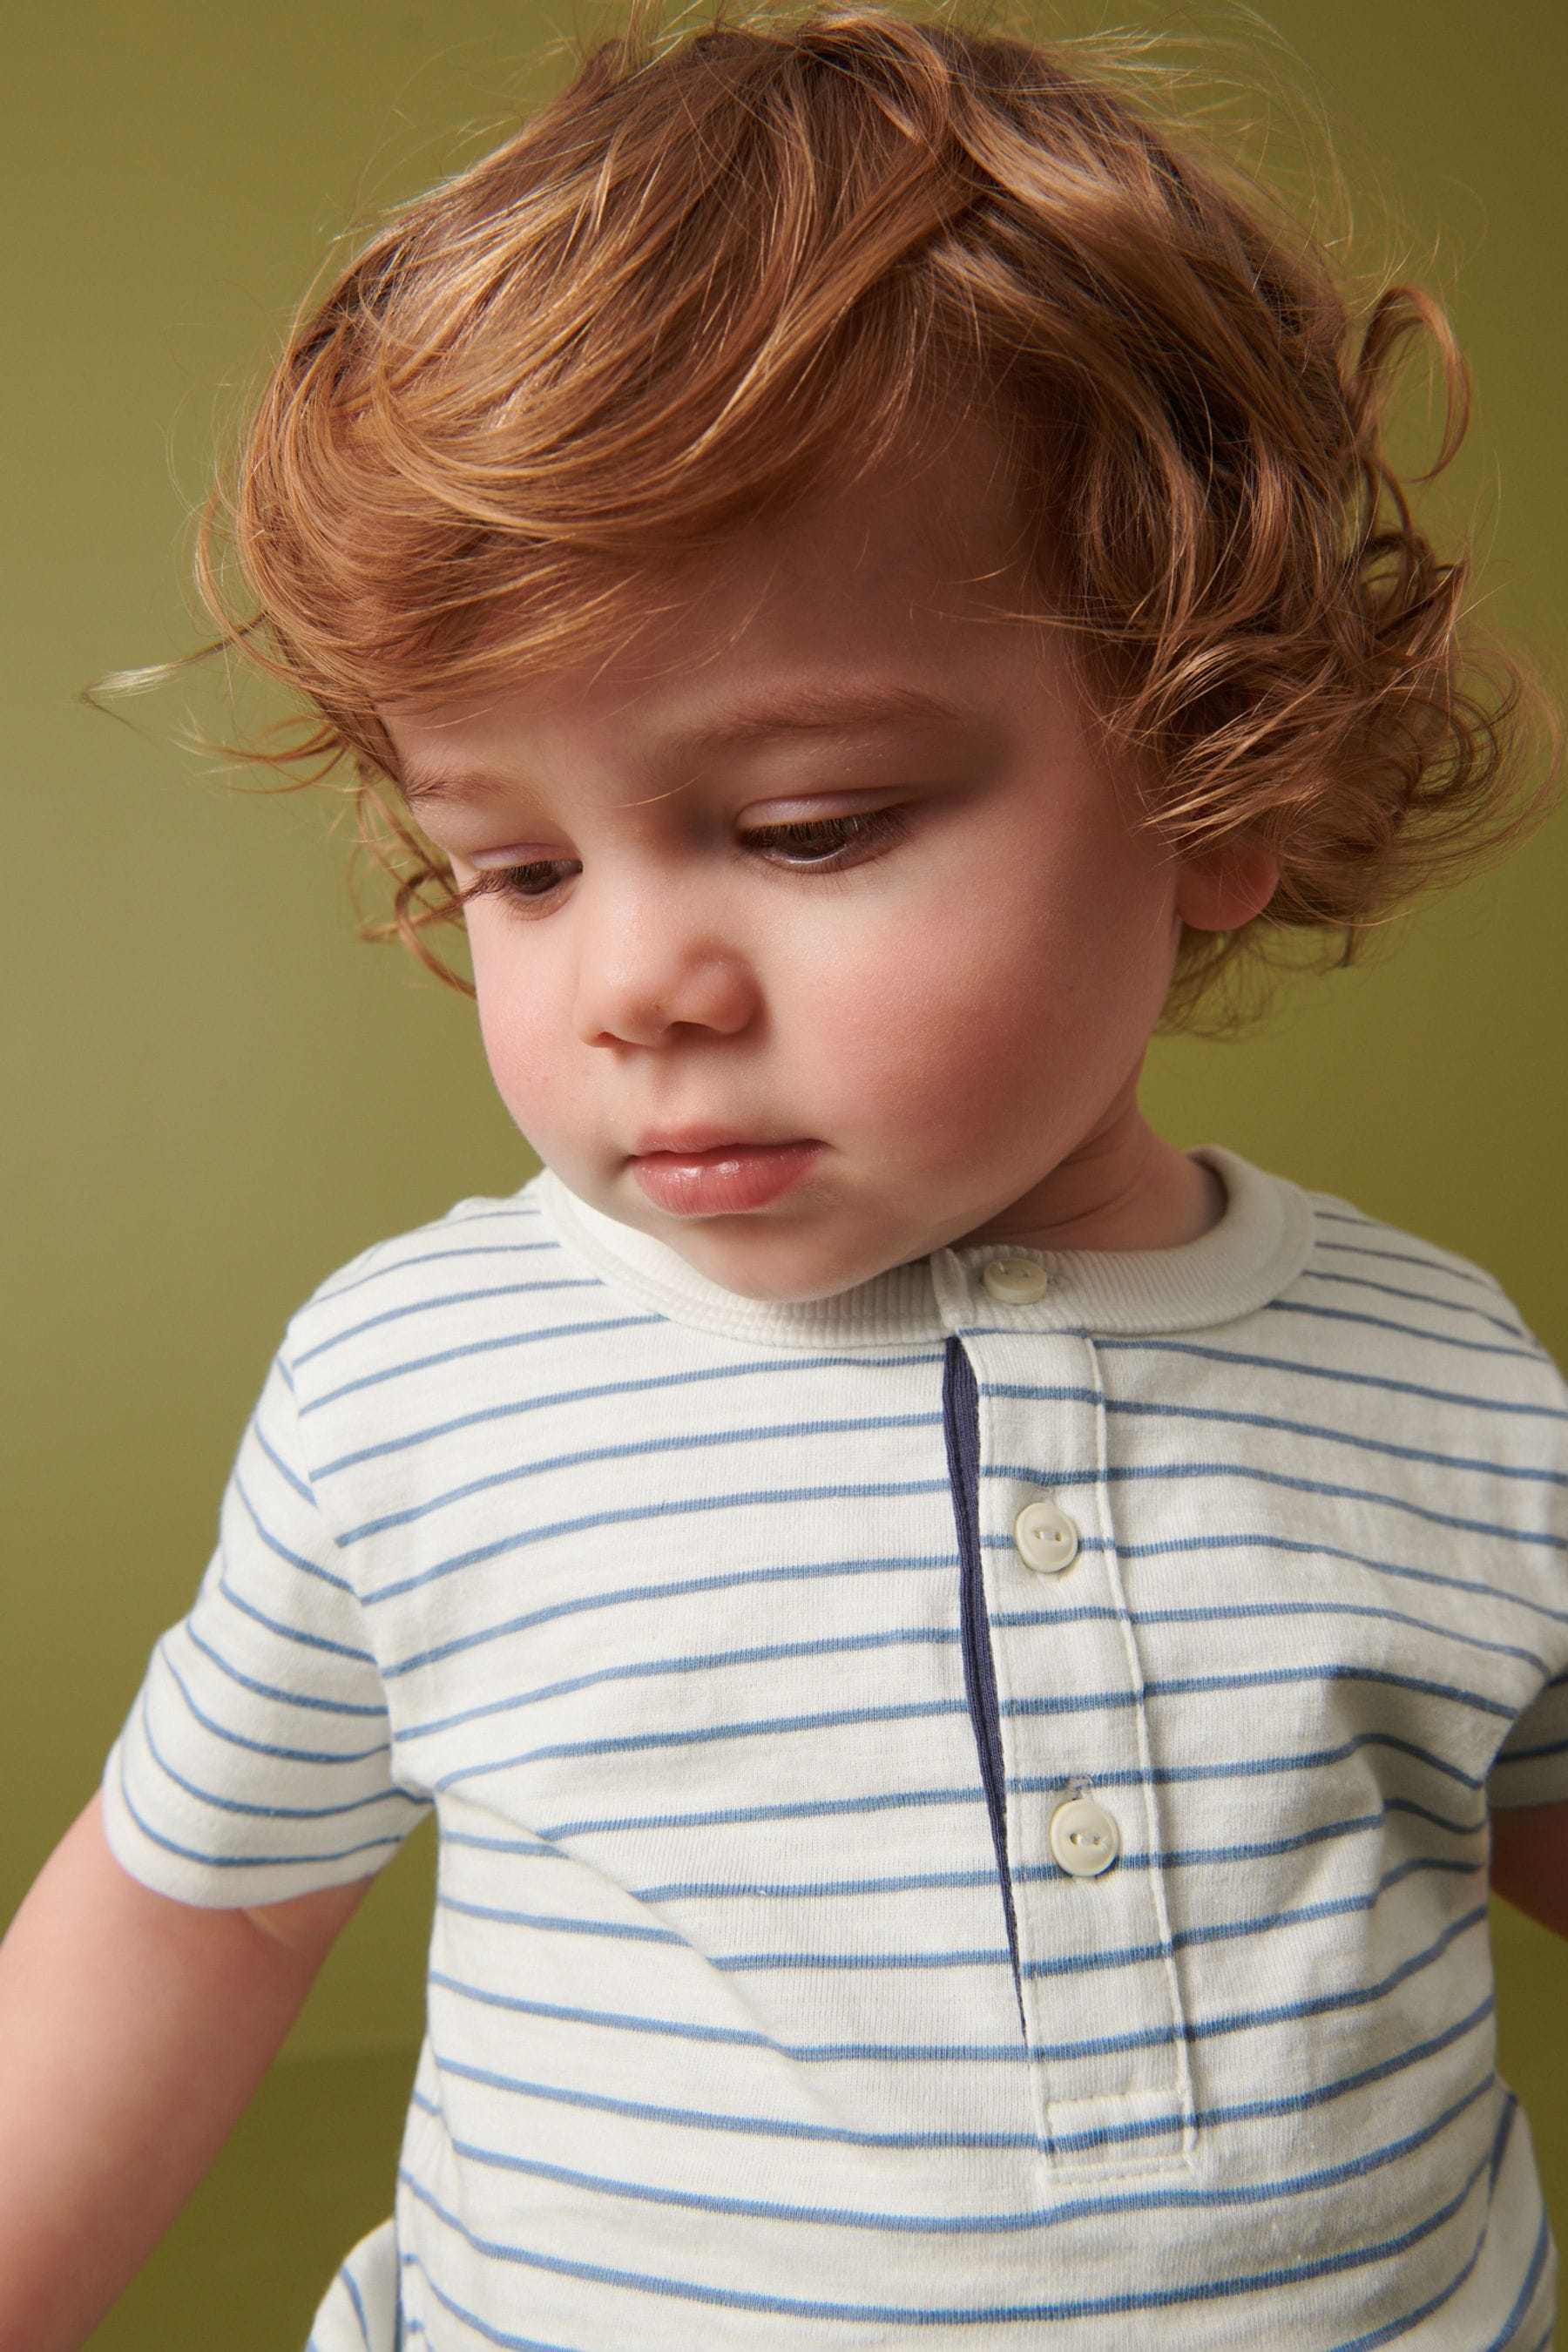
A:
[629, 1142, 822, 1217]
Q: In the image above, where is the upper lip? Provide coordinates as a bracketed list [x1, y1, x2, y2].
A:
[629, 1130, 814, 1157]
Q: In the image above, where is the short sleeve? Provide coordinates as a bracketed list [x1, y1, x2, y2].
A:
[101, 1345, 429, 1907]
[1489, 1666, 1568, 1812]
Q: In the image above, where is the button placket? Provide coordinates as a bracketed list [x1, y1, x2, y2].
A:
[971, 1328, 1193, 2177]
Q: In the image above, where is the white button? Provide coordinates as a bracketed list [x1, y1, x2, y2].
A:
[982, 1256, 1051, 1305]
[1013, 1500, 1079, 1574]
[1049, 1794, 1121, 1878]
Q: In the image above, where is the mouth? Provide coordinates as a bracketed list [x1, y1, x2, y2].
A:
[626, 1137, 823, 1217]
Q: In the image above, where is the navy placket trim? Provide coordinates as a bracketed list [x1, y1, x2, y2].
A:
[942, 1335, 1026, 2035]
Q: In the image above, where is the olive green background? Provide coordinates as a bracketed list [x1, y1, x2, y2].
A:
[4, 3, 1565, 2344]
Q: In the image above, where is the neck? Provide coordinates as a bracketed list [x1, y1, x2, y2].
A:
[960, 1088, 1222, 1256]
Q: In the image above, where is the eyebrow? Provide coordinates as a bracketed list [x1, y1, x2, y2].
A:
[395, 683, 974, 806]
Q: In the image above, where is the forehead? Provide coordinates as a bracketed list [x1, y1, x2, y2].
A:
[385, 425, 1057, 801]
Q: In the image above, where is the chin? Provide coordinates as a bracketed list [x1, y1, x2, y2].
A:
[674, 1225, 894, 1304]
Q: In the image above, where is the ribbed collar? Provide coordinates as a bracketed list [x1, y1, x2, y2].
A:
[538, 1148, 1314, 1350]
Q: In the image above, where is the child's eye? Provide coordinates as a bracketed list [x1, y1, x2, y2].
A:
[740, 808, 908, 868]
[460, 860, 580, 911]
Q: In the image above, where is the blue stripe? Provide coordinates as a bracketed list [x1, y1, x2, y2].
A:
[317, 1237, 557, 1305]
[139, 1700, 411, 1826]
[1477, 2198, 1551, 2352]
[1015, 1854, 1480, 1980]
[250, 1411, 314, 1505]
[536, 1777, 988, 1840]
[159, 1649, 393, 1769]
[444, 1890, 681, 1947]
[635, 1846, 1479, 1909]
[300, 1313, 663, 1414]
[1322, 2097, 1523, 2351]
[1493, 1731, 1568, 1767]
[340, 2252, 374, 2350]
[1094, 1336, 1567, 1421]
[429, 1907, 1484, 2066]
[1013, 1774, 1480, 1827]
[988, 1593, 1546, 1674]
[633, 1865, 1037, 1901]
[426, 2038, 1491, 2171]
[407, 2067, 1494, 2235]
[713, 1943, 1009, 1971]
[981, 1381, 1104, 1405]
[1107, 1529, 1568, 1630]
[180, 1621, 387, 1719]
[215, 1571, 375, 1666]
[1015, 1801, 1479, 1877]
[431, 1695, 971, 1791]
[442, 1828, 563, 1859]
[1043, 1994, 1496, 2153]
[392, 2148, 1490, 2323]
[313, 1351, 943, 1478]
[707, 1853, 1477, 1974]
[533, 1788, 1466, 1852]
[427, 1965, 1020, 2059]
[1268, 1296, 1548, 1363]
[1322, 2231, 1484, 2350]
[336, 1412, 941, 1544]
[386, 1552, 956, 1696]
[1100, 1395, 1566, 1487]
[1017, 1903, 1487, 2063]
[425, 2044, 1028, 2148]
[1302, 1266, 1527, 1335]
[363, 1478, 951, 1612]
[398, 2254, 582, 2351]
[395, 1621, 958, 1734]
[441, 1893, 684, 1945]
[996, 1659, 1509, 1723]
[309, 1203, 545, 1306]
[231, 1472, 353, 1593]
[986, 1455, 1563, 1551]
[113, 1758, 403, 1876]
[294, 1276, 603, 1366]
[1315, 1237, 1497, 1293]
[1094, 1994, 1494, 2147]
[421, 1987, 1493, 2164]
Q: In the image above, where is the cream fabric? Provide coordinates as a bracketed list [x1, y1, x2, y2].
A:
[104, 1151, 1567, 2349]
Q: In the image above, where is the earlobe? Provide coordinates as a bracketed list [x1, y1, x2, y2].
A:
[1174, 841, 1280, 934]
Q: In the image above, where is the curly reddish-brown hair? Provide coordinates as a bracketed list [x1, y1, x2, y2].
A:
[187, 0, 1551, 1026]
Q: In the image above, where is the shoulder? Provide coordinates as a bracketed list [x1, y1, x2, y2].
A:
[1296, 1179, 1538, 1336]
[1299, 1180, 1533, 1327]
[276, 1171, 583, 1382]
[1281, 1175, 1568, 1411]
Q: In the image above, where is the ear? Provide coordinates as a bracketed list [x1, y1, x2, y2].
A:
[1173, 839, 1279, 934]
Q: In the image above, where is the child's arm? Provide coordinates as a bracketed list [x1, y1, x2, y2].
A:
[1490, 1798, 1568, 1940]
[0, 1792, 371, 2352]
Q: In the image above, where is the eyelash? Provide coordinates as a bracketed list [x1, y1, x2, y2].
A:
[459, 807, 909, 911]
[742, 807, 908, 867]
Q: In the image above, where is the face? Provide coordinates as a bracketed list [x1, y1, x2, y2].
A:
[386, 436, 1267, 1300]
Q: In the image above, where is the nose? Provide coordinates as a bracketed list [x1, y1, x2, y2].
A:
[572, 882, 760, 1049]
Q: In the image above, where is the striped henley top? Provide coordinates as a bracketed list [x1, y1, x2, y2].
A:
[103, 1146, 1568, 2350]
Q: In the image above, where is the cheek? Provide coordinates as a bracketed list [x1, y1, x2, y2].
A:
[779, 862, 1175, 1126]
[469, 934, 571, 1128]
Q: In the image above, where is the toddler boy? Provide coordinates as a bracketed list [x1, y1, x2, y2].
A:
[2, 8, 1563, 2349]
